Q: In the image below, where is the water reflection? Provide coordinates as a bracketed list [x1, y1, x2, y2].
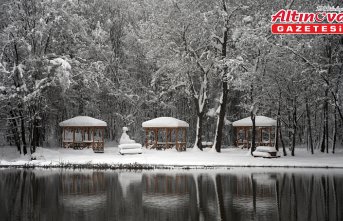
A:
[0, 169, 342, 221]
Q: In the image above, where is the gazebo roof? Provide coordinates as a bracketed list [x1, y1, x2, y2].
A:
[232, 116, 276, 127]
[142, 117, 189, 128]
[59, 116, 107, 127]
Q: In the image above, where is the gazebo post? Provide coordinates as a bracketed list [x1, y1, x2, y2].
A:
[81, 128, 84, 142]
[260, 128, 263, 146]
[154, 128, 158, 148]
[63, 128, 66, 148]
[236, 128, 239, 147]
[145, 128, 149, 148]
[63, 128, 65, 141]
[92, 127, 95, 149]
[183, 128, 186, 150]
[269, 127, 271, 146]
[175, 128, 179, 150]
[166, 128, 169, 149]
[103, 128, 105, 142]
[244, 128, 247, 147]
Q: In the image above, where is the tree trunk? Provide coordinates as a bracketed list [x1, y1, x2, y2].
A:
[251, 113, 256, 155]
[19, 110, 27, 155]
[189, 69, 209, 151]
[30, 117, 39, 154]
[213, 10, 228, 152]
[280, 125, 287, 156]
[194, 111, 204, 150]
[291, 99, 297, 156]
[321, 89, 329, 153]
[9, 111, 21, 154]
[275, 97, 281, 151]
[332, 107, 337, 154]
[215, 175, 226, 220]
[305, 98, 314, 154]
[325, 92, 329, 154]
[213, 82, 228, 152]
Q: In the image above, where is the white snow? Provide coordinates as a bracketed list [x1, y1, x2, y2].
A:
[59, 116, 107, 127]
[1, 146, 343, 168]
[206, 108, 216, 117]
[119, 145, 143, 155]
[142, 117, 189, 128]
[255, 146, 277, 152]
[119, 143, 142, 150]
[50, 57, 71, 92]
[50, 57, 71, 70]
[243, 16, 253, 23]
[232, 116, 277, 127]
[119, 127, 136, 144]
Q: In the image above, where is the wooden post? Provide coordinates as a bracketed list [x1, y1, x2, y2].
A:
[269, 127, 272, 146]
[169, 129, 172, 143]
[166, 128, 169, 149]
[244, 128, 247, 148]
[145, 128, 149, 148]
[73, 128, 75, 143]
[236, 128, 238, 147]
[183, 128, 186, 151]
[103, 128, 105, 142]
[260, 128, 263, 146]
[62, 128, 65, 148]
[81, 128, 84, 141]
[175, 128, 179, 150]
[154, 128, 158, 148]
[92, 127, 95, 149]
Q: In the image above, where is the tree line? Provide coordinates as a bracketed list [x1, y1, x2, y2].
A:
[0, 0, 342, 155]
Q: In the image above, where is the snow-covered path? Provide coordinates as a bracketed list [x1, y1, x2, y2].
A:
[1, 146, 343, 168]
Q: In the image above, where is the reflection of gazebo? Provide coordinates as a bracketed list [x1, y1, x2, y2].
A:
[232, 116, 276, 148]
[59, 116, 107, 153]
[142, 117, 189, 151]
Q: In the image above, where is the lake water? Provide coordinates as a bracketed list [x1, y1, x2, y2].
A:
[0, 168, 342, 221]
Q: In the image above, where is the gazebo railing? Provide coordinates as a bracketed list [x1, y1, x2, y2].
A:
[144, 127, 187, 151]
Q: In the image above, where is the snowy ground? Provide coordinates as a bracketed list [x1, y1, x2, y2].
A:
[1, 146, 343, 169]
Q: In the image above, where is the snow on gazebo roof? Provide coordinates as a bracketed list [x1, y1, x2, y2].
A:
[142, 117, 189, 128]
[232, 116, 276, 127]
[59, 116, 107, 127]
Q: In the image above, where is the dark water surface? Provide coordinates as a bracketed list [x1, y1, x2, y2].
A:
[0, 168, 342, 221]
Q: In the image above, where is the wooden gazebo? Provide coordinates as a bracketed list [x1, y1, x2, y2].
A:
[142, 117, 189, 151]
[232, 116, 277, 148]
[59, 116, 107, 153]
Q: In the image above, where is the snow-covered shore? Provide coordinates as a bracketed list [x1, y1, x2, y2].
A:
[0, 146, 343, 169]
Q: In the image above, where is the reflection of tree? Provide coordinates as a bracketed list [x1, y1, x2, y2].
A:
[1, 170, 343, 221]
[291, 174, 298, 221]
[307, 175, 314, 221]
[215, 174, 226, 221]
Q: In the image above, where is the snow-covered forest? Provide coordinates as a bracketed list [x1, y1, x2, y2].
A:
[0, 0, 342, 155]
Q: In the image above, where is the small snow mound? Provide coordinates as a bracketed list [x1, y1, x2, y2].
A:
[31, 147, 59, 160]
[191, 145, 203, 152]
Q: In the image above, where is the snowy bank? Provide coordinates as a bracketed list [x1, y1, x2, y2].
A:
[0, 146, 343, 169]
